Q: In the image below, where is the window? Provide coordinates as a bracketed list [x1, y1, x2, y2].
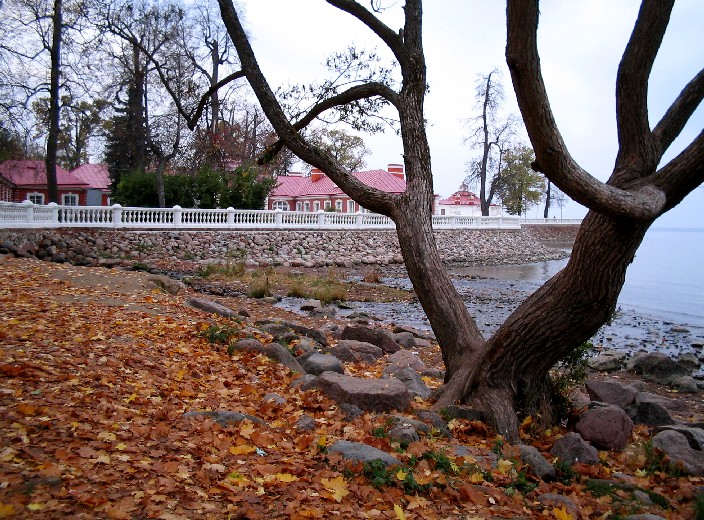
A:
[440, 209, 446, 215]
[335, 200, 343, 211]
[272, 200, 289, 211]
[324, 200, 331, 210]
[296, 202, 302, 212]
[347, 200, 355, 213]
[28, 192, 45, 205]
[62, 193, 79, 206]
[304, 202, 310, 212]
[313, 201, 320, 212]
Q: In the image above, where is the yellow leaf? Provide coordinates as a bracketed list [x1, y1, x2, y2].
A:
[239, 422, 255, 439]
[321, 476, 349, 502]
[552, 506, 574, 520]
[97, 431, 116, 442]
[0, 448, 17, 462]
[634, 469, 647, 478]
[394, 504, 406, 520]
[396, 469, 407, 481]
[229, 444, 256, 455]
[497, 458, 513, 475]
[468, 472, 484, 483]
[317, 435, 329, 448]
[406, 494, 429, 510]
[124, 394, 137, 403]
[115, 443, 126, 451]
[274, 473, 298, 483]
[521, 415, 533, 429]
[0, 503, 16, 518]
[27, 503, 44, 511]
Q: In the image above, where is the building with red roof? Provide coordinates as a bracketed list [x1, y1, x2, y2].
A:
[436, 183, 501, 216]
[0, 160, 90, 205]
[267, 163, 407, 213]
[70, 163, 111, 206]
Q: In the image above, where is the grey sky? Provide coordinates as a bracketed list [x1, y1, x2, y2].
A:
[237, 0, 703, 226]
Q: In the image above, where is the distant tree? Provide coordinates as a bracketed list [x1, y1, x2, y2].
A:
[0, 124, 25, 161]
[464, 70, 519, 215]
[495, 146, 545, 216]
[305, 128, 370, 173]
[220, 165, 276, 209]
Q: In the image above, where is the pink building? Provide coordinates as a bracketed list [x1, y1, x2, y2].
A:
[267, 164, 407, 213]
[0, 161, 112, 206]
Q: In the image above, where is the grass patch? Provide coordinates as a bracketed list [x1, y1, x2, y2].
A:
[197, 260, 246, 279]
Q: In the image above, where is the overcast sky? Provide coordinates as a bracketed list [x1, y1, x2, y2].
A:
[235, 0, 703, 226]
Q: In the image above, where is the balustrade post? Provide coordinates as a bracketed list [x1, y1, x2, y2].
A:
[317, 210, 326, 227]
[355, 211, 364, 228]
[274, 209, 283, 227]
[47, 202, 59, 226]
[22, 200, 34, 226]
[173, 205, 182, 228]
[451, 215, 458, 229]
[227, 207, 235, 227]
[112, 204, 123, 228]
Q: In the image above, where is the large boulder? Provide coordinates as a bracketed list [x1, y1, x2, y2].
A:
[626, 352, 689, 385]
[231, 339, 304, 373]
[386, 350, 426, 372]
[519, 444, 555, 481]
[574, 404, 633, 450]
[585, 380, 638, 409]
[313, 372, 410, 412]
[330, 340, 384, 363]
[187, 297, 238, 318]
[626, 401, 675, 427]
[340, 325, 400, 354]
[651, 430, 704, 476]
[389, 367, 431, 399]
[550, 432, 599, 465]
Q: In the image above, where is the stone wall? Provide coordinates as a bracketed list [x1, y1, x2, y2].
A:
[0, 226, 577, 270]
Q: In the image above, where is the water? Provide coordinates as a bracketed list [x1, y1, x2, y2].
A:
[452, 228, 704, 327]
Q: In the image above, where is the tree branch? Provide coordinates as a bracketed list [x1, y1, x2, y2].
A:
[653, 68, 704, 155]
[217, 0, 398, 215]
[614, 0, 674, 178]
[650, 131, 704, 213]
[505, 0, 665, 220]
[325, 0, 410, 72]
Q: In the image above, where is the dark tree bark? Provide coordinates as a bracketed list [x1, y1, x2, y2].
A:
[214, 0, 704, 441]
[45, 0, 63, 204]
[543, 180, 551, 218]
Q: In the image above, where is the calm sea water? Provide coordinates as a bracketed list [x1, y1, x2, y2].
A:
[452, 228, 704, 327]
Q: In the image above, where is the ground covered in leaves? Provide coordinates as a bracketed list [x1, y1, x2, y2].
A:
[0, 257, 702, 519]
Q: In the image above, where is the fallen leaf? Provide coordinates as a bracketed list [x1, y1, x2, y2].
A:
[552, 506, 574, 520]
[394, 504, 406, 519]
[321, 476, 349, 502]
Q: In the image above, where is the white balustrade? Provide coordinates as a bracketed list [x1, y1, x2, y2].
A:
[0, 201, 580, 230]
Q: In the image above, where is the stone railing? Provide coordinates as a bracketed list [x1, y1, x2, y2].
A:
[0, 201, 530, 230]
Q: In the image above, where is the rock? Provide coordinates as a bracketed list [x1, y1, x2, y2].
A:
[330, 340, 384, 363]
[588, 354, 622, 372]
[389, 367, 431, 399]
[148, 275, 186, 295]
[651, 430, 704, 475]
[388, 424, 420, 444]
[231, 339, 304, 374]
[672, 375, 699, 393]
[635, 391, 689, 413]
[550, 432, 599, 465]
[295, 415, 317, 431]
[313, 372, 411, 413]
[622, 515, 666, 520]
[301, 353, 344, 376]
[256, 319, 328, 346]
[263, 393, 286, 405]
[339, 403, 364, 421]
[386, 350, 426, 372]
[519, 444, 555, 481]
[290, 337, 320, 356]
[669, 326, 691, 334]
[392, 331, 416, 349]
[290, 374, 318, 390]
[653, 425, 704, 450]
[626, 352, 690, 384]
[186, 297, 238, 318]
[626, 401, 675, 427]
[300, 299, 322, 311]
[414, 410, 452, 437]
[574, 404, 633, 450]
[677, 353, 701, 371]
[441, 405, 485, 422]
[585, 380, 638, 409]
[183, 411, 265, 426]
[328, 440, 400, 466]
[340, 325, 400, 354]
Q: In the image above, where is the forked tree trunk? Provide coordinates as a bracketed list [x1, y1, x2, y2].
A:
[434, 210, 652, 440]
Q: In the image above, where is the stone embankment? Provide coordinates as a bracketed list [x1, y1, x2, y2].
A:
[0, 226, 577, 269]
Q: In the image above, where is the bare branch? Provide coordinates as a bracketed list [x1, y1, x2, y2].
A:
[506, 0, 665, 220]
[217, 0, 398, 215]
[614, 0, 674, 178]
[653, 68, 704, 155]
[650, 131, 704, 213]
[325, 0, 410, 72]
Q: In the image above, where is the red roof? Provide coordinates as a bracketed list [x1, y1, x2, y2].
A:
[0, 160, 88, 188]
[270, 169, 406, 197]
[438, 190, 482, 206]
[71, 163, 111, 190]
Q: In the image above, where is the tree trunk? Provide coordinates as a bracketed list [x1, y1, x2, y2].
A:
[45, 0, 63, 204]
[544, 180, 551, 218]
[435, 210, 652, 440]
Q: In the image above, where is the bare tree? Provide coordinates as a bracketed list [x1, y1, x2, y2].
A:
[213, 0, 702, 440]
[464, 70, 519, 216]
